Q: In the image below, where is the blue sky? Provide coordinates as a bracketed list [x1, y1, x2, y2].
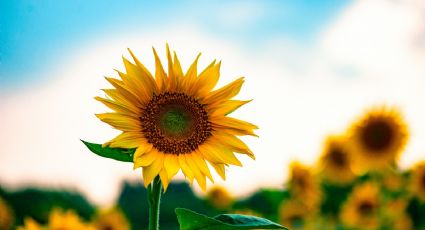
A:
[0, 0, 351, 89]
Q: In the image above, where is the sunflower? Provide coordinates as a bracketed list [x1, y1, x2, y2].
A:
[206, 185, 233, 210]
[48, 209, 95, 230]
[17, 218, 42, 230]
[278, 200, 314, 230]
[93, 207, 130, 230]
[0, 198, 14, 230]
[96, 45, 257, 191]
[348, 107, 408, 171]
[318, 135, 355, 184]
[410, 161, 425, 202]
[340, 182, 380, 230]
[288, 162, 321, 210]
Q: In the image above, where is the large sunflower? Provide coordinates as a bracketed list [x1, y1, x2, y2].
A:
[410, 161, 425, 202]
[318, 135, 355, 185]
[348, 107, 408, 171]
[96, 45, 257, 191]
[340, 182, 380, 230]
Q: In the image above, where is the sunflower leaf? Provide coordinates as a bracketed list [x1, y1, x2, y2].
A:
[81, 140, 135, 163]
[175, 208, 287, 230]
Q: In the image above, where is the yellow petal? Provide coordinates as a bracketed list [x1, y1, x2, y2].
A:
[211, 163, 226, 180]
[115, 70, 150, 103]
[173, 51, 184, 82]
[209, 100, 252, 116]
[122, 57, 156, 97]
[127, 49, 158, 91]
[166, 44, 177, 91]
[178, 154, 194, 183]
[95, 113, 141, 132]
[133, 141, 153, 159]
[198, 143, 226, 164]
[202, 77, 245, 105]
[164, 155, 180, 179]
[152, 47, 167, 92]
[105, 132, 144, 148]
[185, 154, 207, 191]
[213, 133, 255, 159]
[193, 61, 221, 98]
[202, 142, 242, 166]
[95, 96, 139, 116]
[134, 148, 159, 169]
[142, 153, 165, 187]
[102, 89, 141, 112]
[183, 53, 201, 93]
[159, 168, 170, 192]
[213, 117, 258, 130]
[104, 77, 144, 105]
[192, 149, 214, 183]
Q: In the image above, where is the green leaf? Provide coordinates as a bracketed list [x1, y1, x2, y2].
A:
[175, 208, 288, 230]
[81, 140, 135, 162]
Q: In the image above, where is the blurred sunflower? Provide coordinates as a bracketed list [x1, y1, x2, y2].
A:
[48, 209, 95, 230]
[93, 207, 130, 230]
[340, 182, 380, 230]
[278, 200, 313, 230]
[288, 162, 321, 210]
[382, 168, 404, 192]
[206, 186, 233, 210]
[0, 198, 14, 230]
[17, 218, 42, 230]
[348, 107, 408, 171]
[410, 161, 425, 202]
[318, 135, 355, 184]
[96, 45, 257, 191]
[383, 199, 412, 230]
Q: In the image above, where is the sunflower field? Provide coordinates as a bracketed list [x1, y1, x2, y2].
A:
[1, 104, 424, 230]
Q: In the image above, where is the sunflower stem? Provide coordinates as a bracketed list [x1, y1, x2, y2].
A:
[148, 176, 162, 230]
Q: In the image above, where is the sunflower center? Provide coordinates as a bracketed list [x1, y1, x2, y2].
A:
[329, 148, 347, 167]
[140, 92, 211, 154]
[361, 120, 393, 152]
[357, 201, 374, 216]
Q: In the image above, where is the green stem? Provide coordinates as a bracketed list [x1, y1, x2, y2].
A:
[148, 176, 163, 230]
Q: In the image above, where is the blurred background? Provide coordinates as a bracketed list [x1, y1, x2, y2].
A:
[1, 0, 425, 229]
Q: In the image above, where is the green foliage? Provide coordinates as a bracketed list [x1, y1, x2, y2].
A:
[117, 181, 215, 230]
[81, 140, 134, 162]
[1, 187, 95, 226]
[234, 189, 288, 221]
[175, 208, 287, 230]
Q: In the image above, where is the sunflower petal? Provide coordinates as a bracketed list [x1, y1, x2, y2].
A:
[152, 47, 167, 92]
[211, 163, 226, 180]
[166, 44, 178, 91]
[115, 70, 151, 104]
[95, 96, 139, 115]
[213, 133, 255, 159]
[203, 77, 244, 105]
[133, 141, 153, 159]
[210, 100, 252, 116]
[159, 168, 170, 192]
[193, 61, 221, 98]
[127, 49, 158, 91]
[102, 89, 141, 112]
[164, 154, 180, 179]
[122, 57, 157, 96]
[104, 132, 144, 148]
[192, 150, 214, 183]
[178, 154, 194, 183]
[142, 153, 165, 187]
[183, 53, 201, 90]
[198, 143, 226, 164]
[134, 148, 159, 169]
[185, 155, 207, 191]
[104, 77, 144, 105]
[95, 113, 141, 132]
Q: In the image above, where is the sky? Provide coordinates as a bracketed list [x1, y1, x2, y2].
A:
[1, 0, 425, 205]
